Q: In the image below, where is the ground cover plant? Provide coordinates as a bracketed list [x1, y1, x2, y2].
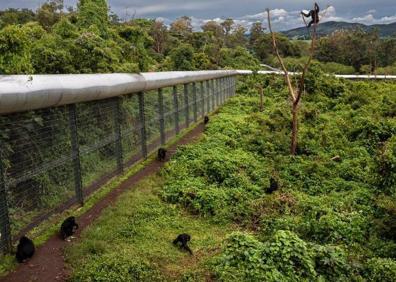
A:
[66, 72, 396, 281]
[161, 72, 396, 281]
[65, 175, 236, 281]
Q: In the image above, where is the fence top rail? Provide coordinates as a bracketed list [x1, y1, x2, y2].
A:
[1, 69, 395, 115]
[236, 70, 396, 80]
[0, 70, 238, 115]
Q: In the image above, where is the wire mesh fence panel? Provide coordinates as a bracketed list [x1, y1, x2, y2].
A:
[0, 107, 75, 245]
[76, 99, 118, 189]
[120, 94, 142, 166]
[0, 74, 237, 254]
[144, 90, 161, 153]
[177, 85, 187, 132]
[219, 78, 224, 106]
[206, 80, 212, 114]
[162, 87, 176, 142]
[187, 84, 195, 125]
[196, 81, 204, 118]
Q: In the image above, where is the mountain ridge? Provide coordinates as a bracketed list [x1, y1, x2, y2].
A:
[282, 21, 396, 38]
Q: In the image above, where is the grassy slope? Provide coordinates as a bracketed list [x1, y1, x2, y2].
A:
[65, 175, 235, 281]
[65, 74, 396, 281]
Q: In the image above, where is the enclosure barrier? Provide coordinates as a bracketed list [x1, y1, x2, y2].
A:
[0, 71, 237, 253]
[236, 70, 396, 80]
[1, 68, 395, 254]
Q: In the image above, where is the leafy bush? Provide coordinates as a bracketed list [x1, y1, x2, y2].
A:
[212, 230, 351, 281]
[365, 258, 396, 282]
[162, 75, 396, 280]
[376, 136, 396, 194]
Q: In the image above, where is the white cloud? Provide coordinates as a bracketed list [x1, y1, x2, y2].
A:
[135, 2, 213, 17]
[352, 14, 376, 23]
[149, 4, 396, 32]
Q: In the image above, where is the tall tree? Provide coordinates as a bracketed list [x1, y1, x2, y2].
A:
[150, 20, 168, 54]
[77, 0, 109, 35]
[170, 16, 192, 40]
[267, 6, 318, 155]
[36, 0, 64, 30]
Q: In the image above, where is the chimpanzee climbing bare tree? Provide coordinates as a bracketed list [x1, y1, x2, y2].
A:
[266, 5, 318, 155]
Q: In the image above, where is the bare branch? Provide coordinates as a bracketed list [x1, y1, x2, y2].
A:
[296, 4, 318, 105]
[266, 9, 297, 102]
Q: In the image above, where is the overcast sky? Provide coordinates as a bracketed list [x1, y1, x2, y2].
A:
[1, 0, 396, 31]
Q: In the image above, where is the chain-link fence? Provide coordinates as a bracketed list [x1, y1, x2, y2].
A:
[0, 75, 236, 254]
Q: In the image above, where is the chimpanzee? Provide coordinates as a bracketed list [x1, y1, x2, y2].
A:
[173, 233, 193, 255]
[204, 116, 210, 125]
[16, 236, 35, 263]
[301, 2, 320, 28]
[266, 177, 279, 194]
[60, 216, 79, 240]
[157, 148, 167, 161]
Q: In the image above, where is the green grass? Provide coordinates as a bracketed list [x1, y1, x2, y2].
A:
[65, 175, 235, 281]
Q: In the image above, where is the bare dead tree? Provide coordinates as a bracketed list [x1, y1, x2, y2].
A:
[266, 6, 318, 155]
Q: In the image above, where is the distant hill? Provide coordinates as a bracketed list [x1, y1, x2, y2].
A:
[282, 21, 396, 39]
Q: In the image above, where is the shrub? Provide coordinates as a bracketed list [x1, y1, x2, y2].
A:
[211, 231, 355, 281]
[365, 258, 396, 282]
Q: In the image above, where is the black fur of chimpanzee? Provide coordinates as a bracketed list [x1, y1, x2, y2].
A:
[266, 177, 279, 194]
[173, 233, 193, 255]
[16, 236, 35, 263]
[60, 216, 79, 240]
[157, 148, 167, 161]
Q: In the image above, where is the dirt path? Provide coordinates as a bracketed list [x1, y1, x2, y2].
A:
[1, 124, 205, 282]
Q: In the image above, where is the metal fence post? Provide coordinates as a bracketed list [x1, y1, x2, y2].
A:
[206, 80, 211, 113]
[220, 78, 224, 104]
[112, 97, 124, 173]
[230, 76, 234, 98]
[172, 86, 180, 134]
[218, 78, 222, 107]
[200, 81, 205, 117]
[138, 92, 148, 159]
[68, 104, 84, 206]
[226, 77, 230, 99]
[227, 76, 231, 98]
[184, 84, 189, 128]
[231, 76, 235, 96]
[216, 79, 220, 107]
[211, 80, 216, 110]
[0, 145, 11, 253]
[192, 82, 198, 122]
[158, 88, 166, 145]
[224, 77, 227, 101]
[223, 78, 226, 103]
[223, 77, 226, 101]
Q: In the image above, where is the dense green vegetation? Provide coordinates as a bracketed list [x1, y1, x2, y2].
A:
[161, 73, 396, 281]
[64, 73, 396, 281]
[1, 0, 396, 75]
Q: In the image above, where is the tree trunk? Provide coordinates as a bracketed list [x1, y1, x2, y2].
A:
[291, 102, 299, 155]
